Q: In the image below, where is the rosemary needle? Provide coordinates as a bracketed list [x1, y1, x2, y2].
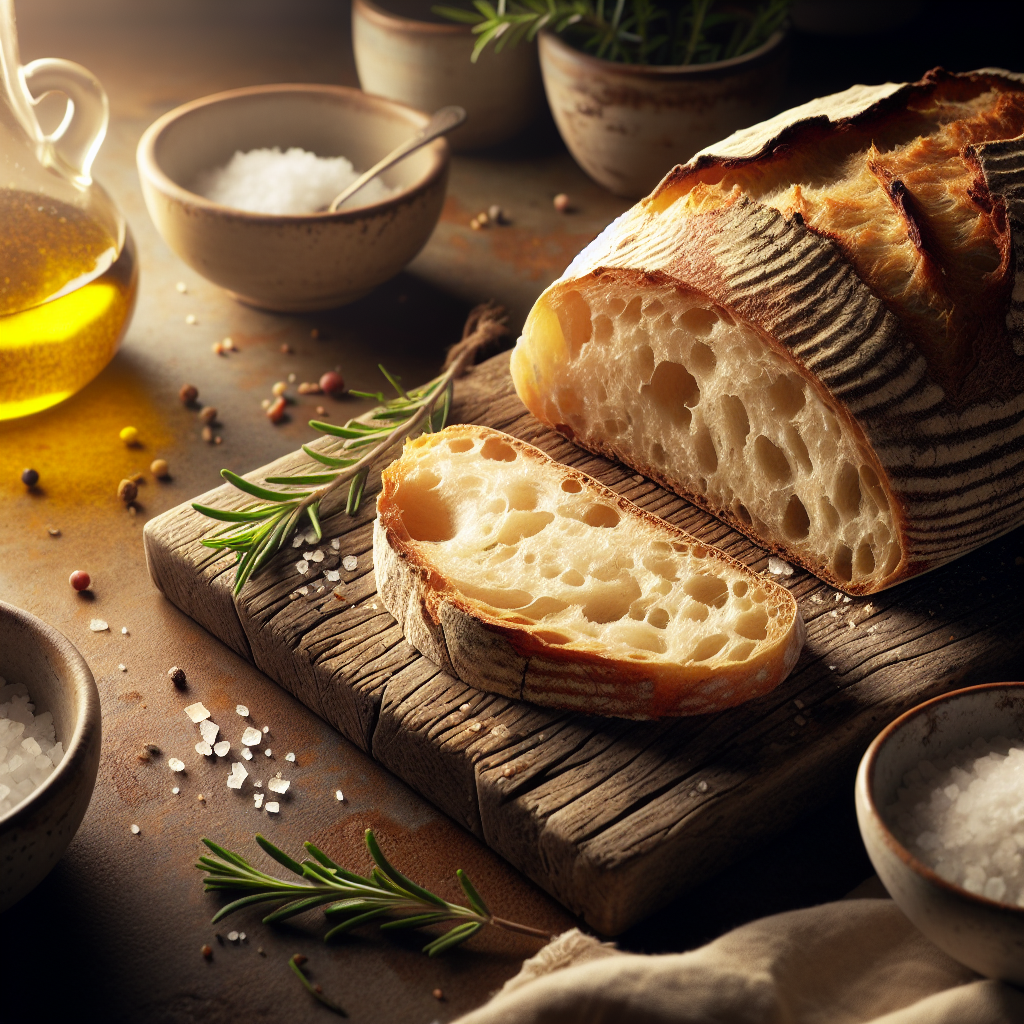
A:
[290, 955, 347, 1016]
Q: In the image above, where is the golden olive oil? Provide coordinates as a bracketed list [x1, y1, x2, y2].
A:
[0, 190, 137, 420]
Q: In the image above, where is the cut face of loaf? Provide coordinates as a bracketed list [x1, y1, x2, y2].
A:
[374, 425, 805, 719]
[518, 282, 900, 590]
[513, 68, 1024, 594]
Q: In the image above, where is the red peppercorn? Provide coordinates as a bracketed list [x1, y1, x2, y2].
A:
[319, 370, 345, 396]
[69, 570, 91, 592]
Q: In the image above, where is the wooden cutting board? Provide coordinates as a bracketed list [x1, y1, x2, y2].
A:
[144, 351, 1023, 934]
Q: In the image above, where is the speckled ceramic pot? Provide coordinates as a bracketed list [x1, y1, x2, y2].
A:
[0, 601, 100, 913]
[136, 84, 449, 311]
[352, 0, 544, 152]
[856, 682, 1024, 984]
[538, 29, 788, 198]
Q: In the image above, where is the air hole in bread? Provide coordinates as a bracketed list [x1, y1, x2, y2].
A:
[561, 569, 586, 586]
[729, 641, 756, 661]
[555, 289, 593, 358]
[591, 562, 622, 583]
[651, 442, 667, 465]
[612, 621, 667, 653]
[395, 476, 455, 542]
[534, 630, 572, 645]
[561, 478, 583, 493]
[735, 501, 753, 526]
[494, 510, 553, 545]
[520, 596, 569, 620]
[690, 634, 728, 662]
[721, 394, 750, 449]
[783, 494, 811, 540]
[854, 542, 875, 577]
[677, 306, 719, 336]
[583, 577, 642, 624]
[786, 428, 813, 474]
[593, 314, 613, 344]
[621, 295, 643, 327]
[754, 435, 793, 485]
[734, 607, 769, 641]
[833, 543, 853, 583]
[834, 462, 861, 517]
[448, 438, 474, 454]
[637, 343, 655, 381]
[459, 581, 534, 609]
[682, 601, 710, 621]
[767, 375, 806, 418]
[684, 575, 728, 607]
[481, 437, 518, 462]
[644, 361, 700, 428]
[644, 298, 665, 317]
[506, 482, 538, 511]
[647, 607, 670, 629]
[690, 341, 717, 374]
[583, 503, 620, 528]
[694, 423, 719, 473]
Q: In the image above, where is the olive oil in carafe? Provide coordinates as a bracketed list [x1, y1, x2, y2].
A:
[0, 190, 137, 420]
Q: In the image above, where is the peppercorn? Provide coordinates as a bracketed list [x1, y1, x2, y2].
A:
[201, 944, 213, 960]
[119, 425, 139, 445]
[117, 478, 138, 504]
[179, 383, 199, 405]
[271, 381, 287, 397]
[201, 425, 214, 443]
[168, 665, 187, 689]
[21, 467, 39, 487]
[553, 193, 572, 212]
[266, 396, 287, 423]
[319, 370, 345, 396]
[151, 458, 169, 478]
[197, 405, 217, 424]
[69, 570, 91, 592]
[432, 989, 444, 1000]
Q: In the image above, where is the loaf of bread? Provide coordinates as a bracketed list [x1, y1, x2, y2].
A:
[512, 68, 1024, 594]
[373, 425, 804, 718]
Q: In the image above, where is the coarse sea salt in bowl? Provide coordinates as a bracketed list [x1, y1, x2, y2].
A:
[0, 600, 101, 912]
[855, 682, 1024, 985]
[136, 84, 449, 311]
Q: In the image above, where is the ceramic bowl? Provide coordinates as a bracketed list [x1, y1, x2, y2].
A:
[855, 682, 1024, 984]
[352, 0, 544, 152]
[0, 601, 101, 912]
[137, 84, 449, 311]
[538, 28, 788, 198]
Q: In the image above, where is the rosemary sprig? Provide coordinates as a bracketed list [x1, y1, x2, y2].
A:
[192, 360, 457, 595]
[197, 828, 553, 955]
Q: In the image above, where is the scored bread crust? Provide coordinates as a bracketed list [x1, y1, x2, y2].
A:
[512, 68, 1024, 595]
[374, 424, 805, 719]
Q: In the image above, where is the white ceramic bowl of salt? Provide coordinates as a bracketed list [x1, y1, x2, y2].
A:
[856, 682, 1024, 984]
[0, 600, 101, 912]
[137, 84, 449, 311]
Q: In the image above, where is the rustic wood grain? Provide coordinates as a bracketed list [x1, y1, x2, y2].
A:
[143, 351, 1024, 934]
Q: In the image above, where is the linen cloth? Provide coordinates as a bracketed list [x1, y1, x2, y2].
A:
[453, 897, 1023, 1024]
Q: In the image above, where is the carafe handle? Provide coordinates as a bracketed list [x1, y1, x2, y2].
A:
[21, 57, 108, 186]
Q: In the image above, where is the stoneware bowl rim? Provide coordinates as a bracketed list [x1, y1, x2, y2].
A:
[539, 25, 787, 76]
[857, 680, 1024, 916]
[0, 600, 100, 828]
[355, 0, 471, 36]
[137, 82, 448, 223]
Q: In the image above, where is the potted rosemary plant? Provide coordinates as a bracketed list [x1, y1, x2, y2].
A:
[436, 1, 790, 196]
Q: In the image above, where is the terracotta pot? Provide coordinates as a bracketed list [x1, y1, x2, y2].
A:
[538, 29, 788, 198]
[352, 0, 544, 152]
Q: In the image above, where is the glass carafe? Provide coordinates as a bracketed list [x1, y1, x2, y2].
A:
[0, 0, 137, 420]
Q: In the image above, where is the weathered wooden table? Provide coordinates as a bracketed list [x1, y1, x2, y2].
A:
[2, 7, 1021, 1022]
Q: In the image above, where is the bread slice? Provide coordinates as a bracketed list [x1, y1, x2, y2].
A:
[373, 424, 804, 719]
[512, 68, 1024, 595]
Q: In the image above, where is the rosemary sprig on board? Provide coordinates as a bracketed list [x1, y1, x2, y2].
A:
[191, 303, 509, 595]
[197, 828, 554, 955]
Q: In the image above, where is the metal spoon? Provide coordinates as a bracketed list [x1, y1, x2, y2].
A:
[326, 105, 466, 213]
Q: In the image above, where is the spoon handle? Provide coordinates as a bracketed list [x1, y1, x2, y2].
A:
[327, 105, 466, 213]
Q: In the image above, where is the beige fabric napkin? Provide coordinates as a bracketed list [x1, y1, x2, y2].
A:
[454, 898, 1023, 1024]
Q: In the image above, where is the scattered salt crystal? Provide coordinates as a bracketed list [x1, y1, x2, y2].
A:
[696, 780, 709, 793]
[285, 752, 295, 762]
[239, 932, 246, 942]
[296, 586, 309, 596]
[236, 704, 249, 717]
[168, 758, 186, 772]
[228, 931, 239, 943]
[304, 551, 316, 560]
[226, 762, 248, 790]
[121, 626, 129, 634]
[325, 570, 340, 583]
[176, 281, 187, 293]
[296, 560, 309, 575]
[795, 715, 807, 726]
[264, 749, 272, 757]
[185, 313, 197, 325]
[254, 780, 263, 788]
[262, 726, 270, 734]
[304, 529, 318, 544]
[130, 824, 141, 834]
[196, 741, 213, 756]
[292, 535, 304, 548]
[199, 720, 220, 744]
[828, 665, 837, 671]
[213, 740, 230, 757]
[311, 550, 324, 563]
[335, 790, 344, 801]
[267, 777, 290, 794]
[843, 596, 852, 603]
[767, 557, 793, 576]
[185, 702, 211, 723]
[241, 727, 262, 746]
[265, 801, 280, 814]
[241, 748, 253, 761]
[342, 555, 358, 571]
[331, 538, 340, 551]
[459, 704, 471, 712]
[172, 786, 180, 795]
[794, 699, 805, 709]
[89, 618, 109, 632]
[469, 722, 482, 732]
[254, 793, 264, 808]
[118, 664, 127, 672]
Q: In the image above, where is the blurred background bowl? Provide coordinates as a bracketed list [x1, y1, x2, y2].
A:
[0, 601, 101, 913]
[855, 682, 1024, 984]
[352, 0, 544, 152]
[136, 83, 449, 311]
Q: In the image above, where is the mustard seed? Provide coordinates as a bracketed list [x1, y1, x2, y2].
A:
[179, 383, 199, 405]
[117, 478, 138, 504]
[151, 458, 170, 478]
[119, 425, 139, 445]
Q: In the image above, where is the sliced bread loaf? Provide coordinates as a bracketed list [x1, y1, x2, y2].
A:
[373, 424, 805, 718]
